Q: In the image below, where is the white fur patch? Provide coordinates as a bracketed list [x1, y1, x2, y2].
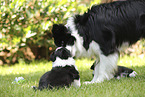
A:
[71, 79, 81, 87]
[52, 57, 78, 70]
[129, 71, 137, 77]
[66, 40, 101, 58]
[116, 76, 121, 80]
[66, 17, 77, 33]
[66, 17, 85, 57]
[66, 32, 83, 57]
[55, 47, 63, 51]
[91, 53, 119, 83]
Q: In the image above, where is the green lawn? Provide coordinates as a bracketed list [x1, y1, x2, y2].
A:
[1, 56, 145, 97]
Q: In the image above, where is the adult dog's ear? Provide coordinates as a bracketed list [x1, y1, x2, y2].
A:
[52, 24, 68, 36]
[75, 13, 89, 25]
[50, 52, 56, 62]
[52, 24, 68, 47]
[139, 13, 145, 37]
[140, 13, 145, 25]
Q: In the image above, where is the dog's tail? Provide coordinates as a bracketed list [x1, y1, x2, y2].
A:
[31, 86, 38, 91]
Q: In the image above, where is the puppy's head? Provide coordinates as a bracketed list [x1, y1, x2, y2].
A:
[52, 24, 76, 47]
[50, 47, 72, 62]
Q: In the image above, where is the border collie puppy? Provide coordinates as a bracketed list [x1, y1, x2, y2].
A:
[52, 0, 145, 84]
[38, 47, 80, 90]
[90, 61, 137, 79]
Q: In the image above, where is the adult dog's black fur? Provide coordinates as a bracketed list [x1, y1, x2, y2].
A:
[34, 47, 80, 90]
[52, 0, 145, 84]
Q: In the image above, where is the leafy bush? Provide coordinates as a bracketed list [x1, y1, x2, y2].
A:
[121, 40, 145, 57]
[1, 0, 145, 65]
[0, 0, 95, 65]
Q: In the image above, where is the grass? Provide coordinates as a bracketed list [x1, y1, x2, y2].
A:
[1, 56, 145, 97]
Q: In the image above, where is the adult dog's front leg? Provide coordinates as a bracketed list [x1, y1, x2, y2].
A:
[84, 52, 118, 84]
[93, 53, 118, 83]
[83, 60, 100, 84]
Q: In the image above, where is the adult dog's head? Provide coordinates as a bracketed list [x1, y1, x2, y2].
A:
[52, 24, 76, 47]
[52, 13, 106, 58]
[51, 16, 94, 58]
[52, 23, 78, 57]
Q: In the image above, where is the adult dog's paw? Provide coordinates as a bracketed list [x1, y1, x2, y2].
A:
[83, 81, 95, 85]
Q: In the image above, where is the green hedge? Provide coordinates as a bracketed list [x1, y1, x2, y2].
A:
[0, 0, 101, 65]
[1, 0, 145, 65]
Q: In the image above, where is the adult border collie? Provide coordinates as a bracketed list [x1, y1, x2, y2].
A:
[52, 0, 145, 84]
[37, 47, 80, 90]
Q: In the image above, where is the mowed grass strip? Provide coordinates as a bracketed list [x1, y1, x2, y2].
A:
[0, 56, 145, 97]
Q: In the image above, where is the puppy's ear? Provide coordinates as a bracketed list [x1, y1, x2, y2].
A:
[50, 52, 56, 62]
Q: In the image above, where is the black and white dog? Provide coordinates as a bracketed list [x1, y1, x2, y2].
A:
[90, 61, 137, 79]
[37, 47, 80, 90]
[52, 0, 145, 84]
